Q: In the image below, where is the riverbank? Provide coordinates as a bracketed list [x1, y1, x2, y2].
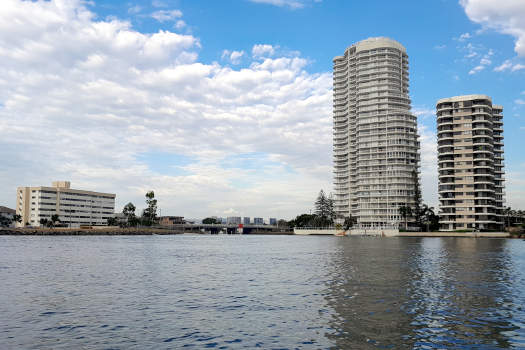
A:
[0, 227, 185, 235]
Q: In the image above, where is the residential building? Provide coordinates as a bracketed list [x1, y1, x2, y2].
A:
[243, 217, 251, 225]
[436, 95, 505, 231]
[333, 37, 420, 228]
[159, 216, 185, 226]
[227, 216, 241, 225]
[16, 181, 115, 228]
[0, 206, 16, 227]
[254, 217, 264, 225]
[269, 218, 277, 226]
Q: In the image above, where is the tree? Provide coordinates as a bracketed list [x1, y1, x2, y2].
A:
[203, 217, 219, 224]
[315, 190, 328, 218]
[504, 207, 512, 229]
[106, 217, 118, 226]
[123, 202, 137, 227]
[412, 170, 423, 229]
[141, 191, 158, 226]
[39, 218, 49, 227]
[421, 205, 439, 232]
[49, 214, 60, 228]
[13, 214, 22, 224]
[288, 214, 317, 228]
[277, 219, 289, 228]
[343, 215, 357, 230]
[327, 193, 336, 224]
[399, 206, 412, 230]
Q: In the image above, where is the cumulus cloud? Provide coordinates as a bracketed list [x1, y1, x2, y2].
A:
[221, 50, 245, 65]
[175, 20, 186, 30]
[151, 9, 182, 22]
[516, 99, 525, 105]
[0, 0, 332, 219]
[461, 0, 525, 57]
[252, 44, 276, 58]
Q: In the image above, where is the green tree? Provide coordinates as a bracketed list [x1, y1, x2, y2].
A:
[13, 214, 22, 224]
[106, 217, 118, 226]
[343, 215, 357, 230]
[413, 170, 423, 229]
[421, 205, 439, 232]
[141, 191, 158, 226]
[50, 214, 60, 227]
[504, 206, 512, 229]
[398, 206, 412, 230]
[327, 193, 336, 224]
[123, 202, 137, 227]
[39, 218, 49, 227]
[203, 217, 219, 224]
[289, 214, 317, 228]
[314, 190, 328, 218]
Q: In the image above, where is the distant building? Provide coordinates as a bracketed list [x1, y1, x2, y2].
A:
[243, 217, 250, 225]
[436, 95, 505, 231]
[159, 216, 185, 225]
[0, 206, 16, 227]
[227, 216, 241, 225]
[16, 181, 115, 228]
[269, 218, 277, 226]
[254, 217, 264, 225]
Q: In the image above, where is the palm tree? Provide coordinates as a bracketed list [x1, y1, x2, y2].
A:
[398, 206, 412, 230]
[503, 207, 512, 230]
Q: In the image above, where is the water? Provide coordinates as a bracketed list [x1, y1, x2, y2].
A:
[1, 235, 524, 349]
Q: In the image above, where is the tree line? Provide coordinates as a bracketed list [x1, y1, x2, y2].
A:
[109, 191, 158, 227]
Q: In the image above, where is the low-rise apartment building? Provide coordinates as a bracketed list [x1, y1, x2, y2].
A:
[16, 181, 115, 228]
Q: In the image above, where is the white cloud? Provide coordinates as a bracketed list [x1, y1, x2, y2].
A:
[221, 50, 245, 65]
[152, 0, 167, 8]
[434, 44, 446, 50]
[128, 5, 141, 14]
[418, 124, 439, 209]
[469, 65, 485, 74]
[412, 107, 435, 119]
[252, 44, 276, 58]
[0, 0, 332, 219]
[461, 0, 525, 57]
[457, 32, 472, 41]
[494, 59, 525, 71]
[249, 0, 307, 9]
[516, 99, 525, 105]
[151, 9, 182, 22]
[175, 20, 186, 30]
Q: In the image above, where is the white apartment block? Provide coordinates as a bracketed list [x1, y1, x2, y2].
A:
[436, 95, 504, 231]
[333, 37, 420, 228]
[16, 181, 115, 228]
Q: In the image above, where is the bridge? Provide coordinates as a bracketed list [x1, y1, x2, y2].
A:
[163, 223, 291, 234]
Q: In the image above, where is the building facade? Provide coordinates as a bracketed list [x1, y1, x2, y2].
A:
[436, 95, 504, 231]
[159, 216, 185, 226]
[269, 218, 277, 226]
[226, 216, 242, 225]
[333, 37, 420, 228]
[16, 181, 115, 228]
[253, 217, 264, 225]
[0, 206, 16, 227]
[243, 217, 251, 225]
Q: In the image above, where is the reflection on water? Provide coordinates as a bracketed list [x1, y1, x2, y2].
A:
[0, 236, 524, 349]
[324, 238, 525, 349]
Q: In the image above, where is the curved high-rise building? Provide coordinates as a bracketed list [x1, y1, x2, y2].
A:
[436, 95, 504, 231]
[333, 37, 420, 228]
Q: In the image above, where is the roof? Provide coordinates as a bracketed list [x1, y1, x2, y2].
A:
[0, 206, 16, 214]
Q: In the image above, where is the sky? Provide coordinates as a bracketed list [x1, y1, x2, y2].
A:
[0, 0, 524, 219]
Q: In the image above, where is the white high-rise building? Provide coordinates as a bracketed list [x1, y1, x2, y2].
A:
[16, 181, 115, 228]
[436, 95, 505, 231]
[333, 37, 420, 228]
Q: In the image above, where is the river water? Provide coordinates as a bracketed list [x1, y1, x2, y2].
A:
[1, 235, 524, 349]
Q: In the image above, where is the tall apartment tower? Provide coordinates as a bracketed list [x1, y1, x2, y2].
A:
[436, 95, 504, 231]
[333, 37, 420, 228]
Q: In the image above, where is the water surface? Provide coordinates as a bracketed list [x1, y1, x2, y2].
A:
[1, 235, 524, 349]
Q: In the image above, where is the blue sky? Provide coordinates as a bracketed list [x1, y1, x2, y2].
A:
[0, 0, 524, 219]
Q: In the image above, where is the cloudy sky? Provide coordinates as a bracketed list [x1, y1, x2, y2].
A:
[0, 0, 524, 219]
